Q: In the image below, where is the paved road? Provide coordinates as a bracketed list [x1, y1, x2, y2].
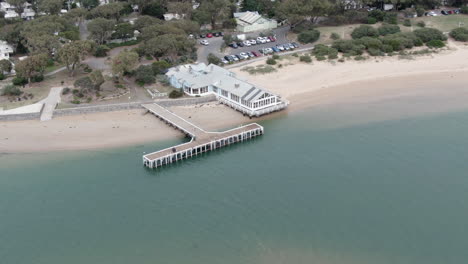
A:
[40, 87, 63, 121]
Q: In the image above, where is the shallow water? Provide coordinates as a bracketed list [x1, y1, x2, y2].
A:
[1, 108, 468, 264]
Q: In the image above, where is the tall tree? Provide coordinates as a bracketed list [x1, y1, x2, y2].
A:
[87, 18, 116, 45]
[38, 0, 63, 15]
[0, 60, 13, 73]
[277, 0, 332, 25]
[193, 0, 232, 29]
[6, 0, 27, 16]
[167, 1, 193, 19]
[90, 2, 125, 21]
[111, 50, 139, 77]
[15, 53, 49, 86]
[143, 34, 195, 61]
[58, 40, 94, 76]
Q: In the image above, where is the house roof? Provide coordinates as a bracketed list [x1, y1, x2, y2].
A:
[166, 63, 275, 102]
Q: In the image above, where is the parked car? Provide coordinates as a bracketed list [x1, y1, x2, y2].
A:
[239, 52, 249, 59]
[272, 46, 280, 53]
[219, 32, 224, 36]
[263, 48, 274, 54]
[230, 42, 238, 48]
[235, 54, 244, 60]
[291, 42, 299, 48]
[247, 51, 255, 58]
[282, 44, 290, 51]
[221, 59, 229, 64]
[237, 42, 245, 47]
[243, 40, 251, 46]
[200, 34, 206, 38]
[224, 55, 232, 62]
[425, 11, 438, 16]
[276, 45, 285, 51]
[268, 36, 276, 42]
[454, 9, 461, 14]
[287, 43, 295, 49]
[213, 32, 220, 37]
[248, 39, 256, 45]
[206, 33, 213, 38]
[441, 10, 449, 15]
[200, 40, 209, 45]
[257, 37, 266, 44]
[265, 37, 271, 43]
[251, 51, 260, 57]
[231, 55, 239, 61]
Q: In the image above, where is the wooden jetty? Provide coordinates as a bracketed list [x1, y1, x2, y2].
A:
[142, 103, 264, 169]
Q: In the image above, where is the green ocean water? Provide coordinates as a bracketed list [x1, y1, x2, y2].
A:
[1, 108, 468, 264]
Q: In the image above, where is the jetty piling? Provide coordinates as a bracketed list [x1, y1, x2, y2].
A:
[142, 103, 264, 169]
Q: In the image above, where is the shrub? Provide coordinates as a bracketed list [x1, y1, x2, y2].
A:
[70, 100, 81, 104]
[297, 29, 321, 44]
[1, 84, 22, 96]
[266, 58, 277, 65]
[330, 32, 340, 40]
[134, 65, 155, 85]
[299, 55, 312, 63]
[30, 75, 44, 83]
[368, 10, 385, 21]
[378, 24, 401, 36]
[272, 54, 280, 60]
[12, 77, 28, 86]
[403, 19, 412, 27]
[74, 77, 95, 90]
[207, 53, 222, 65]
[461, 6, 468, 14]
[328, 48, 339, 59]
[381, 44, 394, 53]
[383, 12, 398, 24]
[0, 73, 4, 80]
[312, 44, 331, 56]
[416, 21, 425, 28]
[332, 40, 365, 55]
[416, 7, 425, 17]
[62, 87, 71, 95]
[354, 55, 366, 61]
[367, 17, 377, 24]
[343, 10, 369, 24]
[413, 28, 446, 43]
[169, 90, 184, 98]
[368, 48, 383, 56]
[450, 28, 468, 42]
[291, 21, 316, 33]
[351, 25, 379, 39]
[316, 55, 326, 61]
[356, 36, 383, 50]
[152, 60, 171, 75]
[426, 39, 445, 48]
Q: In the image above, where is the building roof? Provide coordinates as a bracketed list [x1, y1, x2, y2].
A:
[167, 63, 275, 102]
[233, 11, 275, 27]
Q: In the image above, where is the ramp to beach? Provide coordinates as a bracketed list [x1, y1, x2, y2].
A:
[142, 103, 264, 169]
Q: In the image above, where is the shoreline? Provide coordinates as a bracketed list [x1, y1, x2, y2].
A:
[2, 42, 468, 154]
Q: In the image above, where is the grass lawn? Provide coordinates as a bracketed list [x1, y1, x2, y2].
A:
[414, 15, 468, 32]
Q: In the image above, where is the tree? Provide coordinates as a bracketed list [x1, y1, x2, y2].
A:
[297, 29, 321, 43]
[81, 0, 99, 9]
[38, 0, 63, 15]
[143, 34, 195, 61]
[90, 2, 125, 21]
[6, 0, 27, 16]
[193, 0, 233, 29]
[135, 65, 155, 84]
[167, 1, 194, 19]
[133, 15, 162, 31]
[141, 1, 166, 19]
[0, 60, 13, 73]
[450, 27, 468, 42]
[65, 8, 88, 26]
[207, 53, 222, 65]
[351, 25, 379, 39]
[87, 18, 116, 45]
[111, 50, 139, 77]
[88, 70, 105, 90]
[277, 0, 332, 26]
[15, 53, 49, 86]
[22, 34, 60, 55]
[58, 40, 94, 76]
[151, 60, 171, 74]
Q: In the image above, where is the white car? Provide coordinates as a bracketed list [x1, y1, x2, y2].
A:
[276, 45, 285, 51]
[221, 59, 229, 64]
[256, 37, 266, 44]
[243, 40, 251, 46]
[231, 55, 239, 61]
[249, 39, 257, 45]
[200, 40, 209, 45]
[239, 52, 249, 59]
[265, 37, 271, 43]
[426, 11, 438, 16]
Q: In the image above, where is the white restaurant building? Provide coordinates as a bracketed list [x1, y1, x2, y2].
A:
[166, 63, 288, 117]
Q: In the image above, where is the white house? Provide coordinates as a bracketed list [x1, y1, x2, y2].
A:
[0, 1, 35, 20]
[163, 13, 184, 21]
[233, 11, 277, 33]
[166, 63, 288, 117]
[0, 41, 14, 61]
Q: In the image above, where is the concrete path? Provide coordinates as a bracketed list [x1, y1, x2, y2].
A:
[40, 87, 63, 121]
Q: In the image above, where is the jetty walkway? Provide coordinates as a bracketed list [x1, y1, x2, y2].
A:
[142, 103, 264, 169]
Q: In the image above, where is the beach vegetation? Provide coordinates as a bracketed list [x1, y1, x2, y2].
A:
[450, 28, 468, 42]
[413, 28, 447, 43]
[272, 54, 280, 60]
[354, 55, 367, 61]
[416, 21, 426, 27]
[403, 19, 412, 27]
[461, 6, 468, 14]
[378, 24, 401, 36]
[241, 65, 277, 75]
[297, 29, 321, 44]
[426, 39, 445, 48]
[1, 84, 22, 96]
[299, 55, 312, 63]
[266, 57, 277, 65]
[416, 7, 425, 17]
[62, 87, 71, 95]
[367, 17, 378, 24]
[12, 77, 28, 86]
[330, 32, 341, 40]
[351, 25, 378, 39]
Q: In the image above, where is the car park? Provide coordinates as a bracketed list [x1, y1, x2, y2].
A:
[200, 40, 209, 45]
[206, 33, 213, 38]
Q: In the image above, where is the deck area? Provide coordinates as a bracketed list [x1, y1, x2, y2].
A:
[142, 103, 264, 169]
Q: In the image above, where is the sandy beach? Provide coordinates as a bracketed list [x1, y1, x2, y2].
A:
[2, 41, 468, 153]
